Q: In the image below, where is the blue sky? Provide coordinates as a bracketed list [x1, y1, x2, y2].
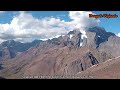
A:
[93, 11, 120, 34]
[0, 11, 70, 23]
[0, 11, 119, 43]
[0, 11, 119, 33]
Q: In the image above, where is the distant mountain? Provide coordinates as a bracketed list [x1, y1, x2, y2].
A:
[0, 39, 43, 60]
[46, 26, 115, 49]
[0, 26, 120, 79]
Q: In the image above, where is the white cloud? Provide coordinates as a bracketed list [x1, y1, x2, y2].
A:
[0, 11, 100, 43]
[0, 11, 5, 14]
[68, 11, 100, 28]
[117, 33, 120, 37]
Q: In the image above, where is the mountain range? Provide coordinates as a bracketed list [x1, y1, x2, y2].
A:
[0, 39, 42, 61]
[0, 26, 120, 79]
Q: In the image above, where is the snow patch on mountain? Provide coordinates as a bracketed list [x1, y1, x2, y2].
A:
[98, 35, 100, 37]
[80, 42, 83, 47]
[80, 29, 87, 39]
[78, 29, 87, 47]
[69, 34, 73, 39]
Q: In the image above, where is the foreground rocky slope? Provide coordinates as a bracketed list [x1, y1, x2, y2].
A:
[77, 56, 120, 79]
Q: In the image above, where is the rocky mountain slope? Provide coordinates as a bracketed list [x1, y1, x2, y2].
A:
[0, 26, 120, 79]
[77, 56, 120, 79]
[0, 40, 42, 60]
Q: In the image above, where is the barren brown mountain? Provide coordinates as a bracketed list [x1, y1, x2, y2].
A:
[0, 27, 120, 79]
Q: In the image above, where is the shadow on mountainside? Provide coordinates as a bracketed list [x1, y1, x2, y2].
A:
[88, 27, 115, 48]
[0, 77, 6, 79]
[0, 64, 4, 70]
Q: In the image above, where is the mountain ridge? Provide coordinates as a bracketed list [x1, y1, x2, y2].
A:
[0, 26, 120, 79]
[0, 39, 43, 60]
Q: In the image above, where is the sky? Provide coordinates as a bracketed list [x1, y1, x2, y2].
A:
[0, 11, 119, 43]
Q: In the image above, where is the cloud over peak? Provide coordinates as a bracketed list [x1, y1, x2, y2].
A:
[69, 11, 100, 28]
[117, 33, 120, 37]
[0, 11, 100, 43]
